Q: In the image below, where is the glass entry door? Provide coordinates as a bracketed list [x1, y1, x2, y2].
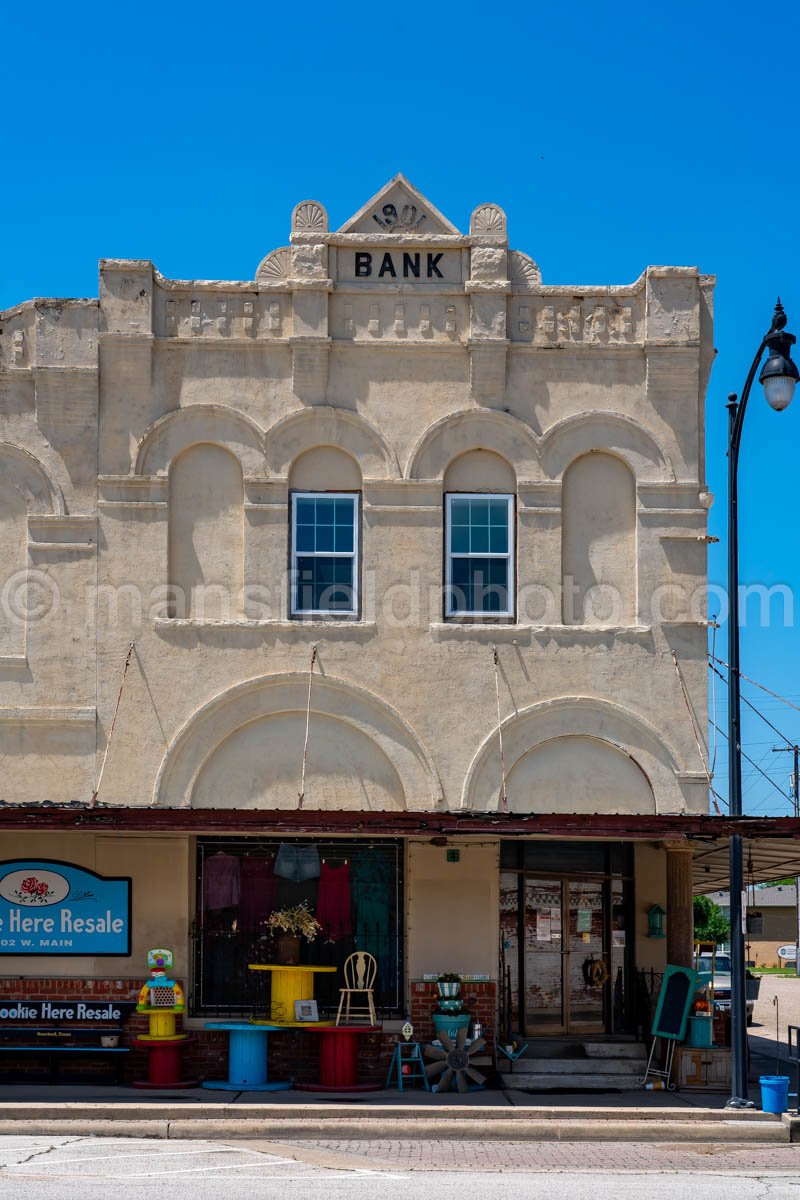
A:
[566, 881, 604, 1029]
[523, 878, 608, 1034]
[524, 879, 564, 1030]
[500, 843, 633, 1039]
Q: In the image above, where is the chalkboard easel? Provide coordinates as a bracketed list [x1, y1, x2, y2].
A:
[639, 964, 699, 1089]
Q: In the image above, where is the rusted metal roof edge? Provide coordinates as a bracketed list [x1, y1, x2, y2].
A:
[0, 806, 799, 840]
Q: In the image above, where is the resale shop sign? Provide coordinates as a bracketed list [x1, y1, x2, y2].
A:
[0, 860, 131, 956]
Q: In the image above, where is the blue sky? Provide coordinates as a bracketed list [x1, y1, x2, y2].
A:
[3, 1, 799, 814]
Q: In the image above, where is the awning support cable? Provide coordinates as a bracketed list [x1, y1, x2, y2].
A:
[671, 650, 723, 815]
[90, 641, 135, 808]
[298, 644, 317, 810]
[493, 646, 509, 814]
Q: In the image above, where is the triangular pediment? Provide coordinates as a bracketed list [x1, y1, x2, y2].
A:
[337, 174, 461, 236]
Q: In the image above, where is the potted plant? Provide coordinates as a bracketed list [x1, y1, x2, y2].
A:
[437, 972, 461, 1000]
[266, 902, 321, 964]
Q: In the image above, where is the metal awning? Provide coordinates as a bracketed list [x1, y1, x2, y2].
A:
[693, 837, 800, 893]
[1, 804, 799, 843]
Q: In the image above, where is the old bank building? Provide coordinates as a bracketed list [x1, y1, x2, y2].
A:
[0, 176, 724, 1083]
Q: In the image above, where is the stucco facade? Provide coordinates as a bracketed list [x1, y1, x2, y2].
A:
[0, 176, 715, 1052]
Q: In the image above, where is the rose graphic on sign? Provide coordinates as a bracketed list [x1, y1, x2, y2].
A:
[0, 868, 69, 907]
[17, 877, 55, 903]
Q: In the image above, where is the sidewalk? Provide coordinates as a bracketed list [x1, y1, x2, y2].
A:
[0, 1082, 734, 1107]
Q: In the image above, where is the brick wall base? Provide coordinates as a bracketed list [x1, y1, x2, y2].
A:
[0, 978, 442, 1087]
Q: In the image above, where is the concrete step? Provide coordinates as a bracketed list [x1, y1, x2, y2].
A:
[503, 1071, 648, 1090]
[583, 1043, 647, 1060]
[522, 1058, 642, 1075]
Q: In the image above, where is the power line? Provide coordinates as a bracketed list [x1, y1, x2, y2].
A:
[709, 653, 800, 717]
[710, 720, 794, 805]
[709, 661, 796, 747]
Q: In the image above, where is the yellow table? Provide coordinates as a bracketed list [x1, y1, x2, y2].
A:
[248, 963, 337, 1025]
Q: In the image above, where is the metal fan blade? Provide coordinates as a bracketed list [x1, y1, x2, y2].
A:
[426, 1060, 447, 1078]
[456, 1026, 468, 1050]
[465, 1066, 486, 1085]
[425, 1045, 448, 1061]
[456, 1069, 469, 1094]
[437, 1068, 453, 1093]
[467, 1036, 486, 1055]
[438, 1030, 454, 1052]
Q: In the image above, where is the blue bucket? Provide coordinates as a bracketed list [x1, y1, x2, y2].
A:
[759, 1075, 790, 1114]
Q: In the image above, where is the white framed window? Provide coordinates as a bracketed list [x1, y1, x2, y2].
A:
[445, 493, 514, 618]
[291, 492, 359, 616]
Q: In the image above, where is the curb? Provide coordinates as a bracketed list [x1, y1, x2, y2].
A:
[0, 1103, 782, 1123]
[0, 1118, 788, 1142]
[0, 1106, 789, 1143]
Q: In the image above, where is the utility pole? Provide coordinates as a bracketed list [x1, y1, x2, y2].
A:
[772, 744, 800, 976]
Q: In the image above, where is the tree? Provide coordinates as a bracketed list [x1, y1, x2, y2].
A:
[694, 895, 730, 945]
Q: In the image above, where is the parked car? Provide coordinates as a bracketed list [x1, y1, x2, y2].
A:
[696, 953, 755, 1025]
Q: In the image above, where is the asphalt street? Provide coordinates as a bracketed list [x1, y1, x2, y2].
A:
[0, 1136, 799, 1200]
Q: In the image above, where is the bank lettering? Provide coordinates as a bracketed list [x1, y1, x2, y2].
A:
[355, 252, 444, 279]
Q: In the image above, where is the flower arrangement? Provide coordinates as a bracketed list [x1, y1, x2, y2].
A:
[437, 972, 461, 984]
[266, 902, 321, 942]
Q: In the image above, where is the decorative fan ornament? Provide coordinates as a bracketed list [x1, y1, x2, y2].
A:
[256, 247, 291, 283]
[470, 204, 507, 236]
[425, 1026, 486, 1094]
[292, 201, 328, 232]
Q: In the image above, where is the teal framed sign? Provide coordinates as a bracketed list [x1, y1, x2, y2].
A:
[0, 860, 131, 956]
[651, 964, 698, 1042]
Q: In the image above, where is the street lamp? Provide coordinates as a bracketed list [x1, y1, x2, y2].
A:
[726, 299, 797, 1108]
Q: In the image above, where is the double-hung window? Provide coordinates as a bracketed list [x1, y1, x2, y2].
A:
[291, 492, 359, 616]
[445, 493, 514, 618]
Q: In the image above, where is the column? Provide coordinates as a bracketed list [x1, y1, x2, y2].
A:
[665, 842, 694, 968]
[289, 200, 331, 403]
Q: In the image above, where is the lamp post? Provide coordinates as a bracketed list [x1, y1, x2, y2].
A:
[726, 300, 798, 1108]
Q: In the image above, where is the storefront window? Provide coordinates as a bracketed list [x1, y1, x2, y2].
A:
[192, 838, 403, 1016]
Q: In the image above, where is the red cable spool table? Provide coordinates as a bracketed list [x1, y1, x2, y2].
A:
[132, 1032, 198, 1089]
[295, 1024, 383, 1092]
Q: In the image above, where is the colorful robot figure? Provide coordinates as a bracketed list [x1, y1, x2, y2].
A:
[132, 948, 197, 1088]
[137, 948, 186, 1039]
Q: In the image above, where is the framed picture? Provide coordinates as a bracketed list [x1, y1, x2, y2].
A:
[294, 999, 319, 1022]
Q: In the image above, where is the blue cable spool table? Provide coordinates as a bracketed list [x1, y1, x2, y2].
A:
[202, 1022, 291, 1092]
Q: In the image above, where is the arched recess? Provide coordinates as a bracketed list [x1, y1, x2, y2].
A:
[407, 409, 539, 480]
[0, 443, 64, 514]
[155, 672, 443, 810]
[540, 411, 672, 482]
[0, 478, 28, 656]
[135, 406, 265, 477]
[266, 407, 399, 481]
[504, 736, 654, 814]
[463, 696, 686, 814]
[443, 449, 516, 492]
[561, 452, 637, 625]
[289, 446, 361, 491]
[168, 444, 244, 620]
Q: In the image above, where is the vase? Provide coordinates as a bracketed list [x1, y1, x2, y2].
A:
[275, 934, 301, 965]
[437, 981, 460, 999]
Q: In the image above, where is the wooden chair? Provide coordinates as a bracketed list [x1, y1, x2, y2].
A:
[336, 951, 378, 1025]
